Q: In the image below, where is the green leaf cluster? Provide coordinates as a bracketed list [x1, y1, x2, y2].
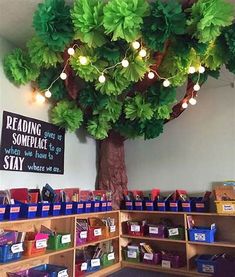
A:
[87, 116, 111, 140]
[51, 100, 83, 132]
[222, 24, 235, 74]
[71, 0, 106, 48]
[188, 0, 234, 43]
[3, 49, 39, 86]
[143, 0, 186, 51]
[33, 0, 73, 51]
[103, 0, 149, 42]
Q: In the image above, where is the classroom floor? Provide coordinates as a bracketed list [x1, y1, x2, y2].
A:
[108, 268, 179, 277]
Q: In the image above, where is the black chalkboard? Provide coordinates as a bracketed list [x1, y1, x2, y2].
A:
[0, 111, 65, 174]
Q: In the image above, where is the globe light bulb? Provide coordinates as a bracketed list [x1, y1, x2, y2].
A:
[121, 59, 129, 68]
[193, 83, 200, 91]
[36, 93, 45, 104]
[189, 97, 197, 105]
[163, 79, 170, 87]
[139, 49, 147, 58]
[148, 71, 155, 79]
[198, 65, 205, 73]
[67, 47, 75, 56]
[132, 41, 140, 50]
[188, 66, 196, 74]
[98, 74, 106, 83]
[45, 90, 52, 98]
[182, 102, 188, 109]
[79, 56, 88, 65]
[60, 72, 67, 80]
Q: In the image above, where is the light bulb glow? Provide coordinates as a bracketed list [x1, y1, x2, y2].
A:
[193, 83, 200, 91]
[182, 102, 188, 109]
[45, 90, 52, 98]
[60, 72, 67, 80]
[121, 59, 129, 68]
[132, 41, 140, 50]
[98, 74, 106, 83]
[198, 65, 205, 73]
[148, 71, 155, 79]
[36, 93, 45, 104]
[67, 47, 75, 56]
[79, 56, 88, 65]
[163, 79, 170, 87]
[188, 66, 196, 74]
[139, 49, 147, 58]
[189, 97, 197, 105]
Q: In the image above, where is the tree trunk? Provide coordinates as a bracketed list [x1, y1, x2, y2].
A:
[97, 132, 128, 210]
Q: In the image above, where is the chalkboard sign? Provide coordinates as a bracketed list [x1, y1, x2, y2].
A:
[0, 111, 65, 174]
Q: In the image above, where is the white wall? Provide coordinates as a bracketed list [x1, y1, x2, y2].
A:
[125, 81, 235, 193]
[0, 37, 97, 190]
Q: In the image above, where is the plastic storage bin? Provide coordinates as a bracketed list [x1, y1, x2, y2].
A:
[147, 224, 166, 238]
[123, 248, 140, 263]
[100, 201, 107, 212]
[181, 200, 194, 212]
[144, 201, 155, 211]
[24, 233, 48, 256]
[86, 259, 101, 273]
[161, 252, 185, 268]
[30, 264, 68, 277]
[188, 227, 216, 243]
[4, 204, 21, 220]
[215, 201, 235, 214]
[16, 201, 37, 219]
[0, 243, 23, 263]
[47, 233, 71, 250]
[101, 252, 115, 267]
[49, 203, 61, 216]
[7, 269, 48, 277]
[167, 226, 184, 240]
[75, 262, 86, 277]
[0, 205, 6, 221]
[156, 200, 168, 211]
[195, 255, 218, 274]
[193, 198, 209, 213]
[60, 202, 73, 215]
[91, 201, 100, 213]
[134, 200, 143, 211]
[142, 252, 162, 265]
[72, 202, 84, 214]
[168, 201, 180, 212]
[127, 222, 145, 236]
[107, 201, 112, 211]
[124, 201, 133, 210]
[214, 255, 235, 277]
[83, 201, 92, 213]
[37, 203, 50, 217]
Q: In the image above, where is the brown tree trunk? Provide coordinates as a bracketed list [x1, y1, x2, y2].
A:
[97, 131, 128, 210]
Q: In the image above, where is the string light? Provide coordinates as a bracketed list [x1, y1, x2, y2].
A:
[182, 102, 188, 109]
[188, 66, 196, 74]
[36, 93, 45, 104]
[163, 79, 171, 87]
[79, 56, 88, 65]
[198, 65, 205, 74]
[132, 41, 140, 50]
[193, 83, 200, 91]
[45, 90, 52, 98]
[189, 97, 197, 105]
[98, 74, 106, 83]
[139, 49, 147, 58]
[121, 59, 129, 68]
[67, 47, 75, 56]
[60, 72, 67, 80]
[148, 71, 155, 79]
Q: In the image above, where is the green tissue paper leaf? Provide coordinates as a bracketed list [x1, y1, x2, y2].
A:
[141, 117, 164, 140]
[115, 119, 143, 139]
[157, 105, 172, 120]
[103, 0, 149, 42]
[33, 0, 73, 51]
[3, 48, 39, 86]
[87, 116, 111, 140]
[51, 100, 83, 132]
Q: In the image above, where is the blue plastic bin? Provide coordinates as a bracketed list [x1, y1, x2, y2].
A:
[181, 199, 194, 212]
[134, 200, 143, 211]
[37, 203, 50, 217]
[193, 198, 209, 213]
[156, 200, 168, 211]
[144, 200, 155, 211]
[72, 202, 84, 214]
[83, 201, 92, 213]
[100, 201, 107, 212]
[61, 202, 73, 215]
[86, 259, 101, 273]
[107, 201, 112, 211]
[0, 243, 23, 263]
[195, 255, 218, 274]
[30, 264, 68, 277]
[0, 205, 6, 221]
[49, 203, 61, 216]
[168, 200, 180, 212]
[4, 204, 21, 220]
[91, 201, 100, 213]
[188, 227, 216, 243]
[125, 201, 133, 210]
[15, 201, 37, 219]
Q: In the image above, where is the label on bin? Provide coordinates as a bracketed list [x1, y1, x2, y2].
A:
[10, 207, 20, 213]
[110, 225, 116, 233]
[223, 204, 234, 212]
[80, 231, 87, 239]
[81, 262, 87, 271]
[168, 228, 179, 236]
[78, 203, 83, 209]
[94, 228, 102, 236]
[0, 207, 5, 214]
[91, 258, 100, 267]
[202, 264, 215, 273]
[108, 252, 115, 260]
[194, 233, 206, 241]
[42, 205, 50, 211]
[162, 260, 171, 268]
[144, 253, 153, 260]
[95, 203, 100, 207]
[102, 202, 107, 207]
[127, 251, 137, 258]
[58, 269, 68, 277]
[196, 203, 205, 208]
[149, 227, 158, 234]
[86, 203, 91, 208]
[29, 206, 37, 212]
[53, 204, 61, 210]
[36, 238, 47, 249]
[66, 204, 72, 209]
[11, 243, 23, 253]
[131, 225, 140, 232]
[61, 234, 71, 244]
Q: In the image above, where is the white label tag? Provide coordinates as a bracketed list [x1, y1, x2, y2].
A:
[223, 204, 234, 211]
[80, 231, 87, 239]
[162, 260, 171, 268]
[36, 239, 47, 249]
[91, 258, 100, 267]
[11, 243, 23, 254]
[194, 233, 206, 241]
[130, 225, 140, 232]
[149, 227, 158, 234]
[144, 253, 153, 260]
[168, 228, 179, 236]
[110, 225, 116, 233]
[61, 234, 71, 244]
[94, 228, 102, 236]
[81, 262, 87, 271]
[58, 269, 68, 277]
[202, 264, 215, 273]
[127, 251, 137, 258]
[108, 252, 115, 260]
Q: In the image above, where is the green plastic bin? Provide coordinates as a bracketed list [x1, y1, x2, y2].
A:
[122, 248, 140, 263]
[167, 226, 185, 240]
[101, 252, 115, 267]
[47, 233, 71, 250]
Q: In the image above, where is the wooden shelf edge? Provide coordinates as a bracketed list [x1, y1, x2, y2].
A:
[121, 234, 186, 244]
[76, 236, 119, 249]
[187, 241, 235, 248]
[86, 262, 121, 277]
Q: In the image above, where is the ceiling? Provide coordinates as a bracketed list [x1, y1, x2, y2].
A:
[0, 0, 234, 88]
